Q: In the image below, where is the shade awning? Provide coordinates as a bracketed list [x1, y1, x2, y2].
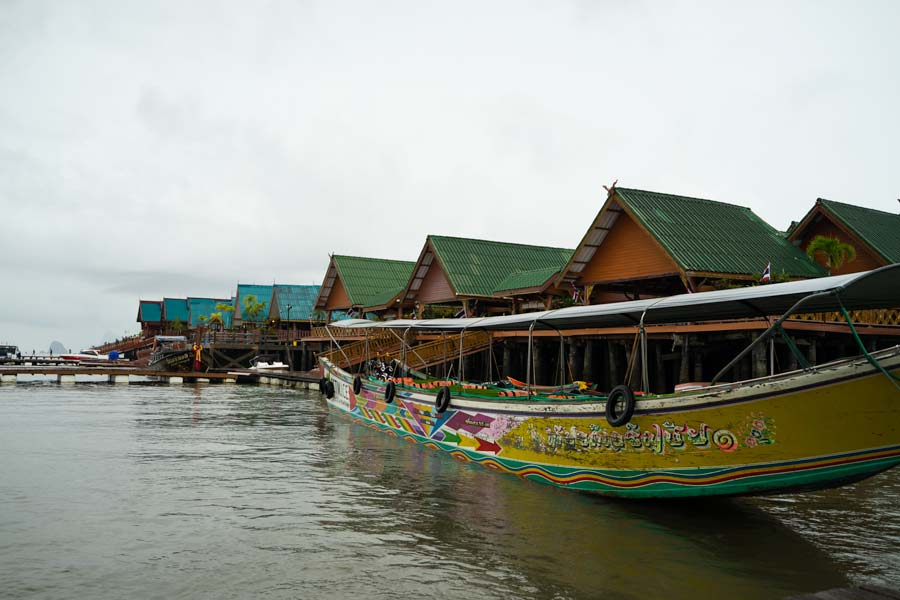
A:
[327, 264, 900, 332]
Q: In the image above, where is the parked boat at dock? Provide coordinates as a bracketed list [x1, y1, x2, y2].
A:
[148, 336, 209, 372]
[319, 265, 900, 499]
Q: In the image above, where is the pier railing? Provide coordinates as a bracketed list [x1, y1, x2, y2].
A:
[318, 330, 494, 371]
[203, 328, 311, 345]
[792, 308, 900, 327]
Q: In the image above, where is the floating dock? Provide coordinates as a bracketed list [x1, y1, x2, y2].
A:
[0, 363, 320, 387]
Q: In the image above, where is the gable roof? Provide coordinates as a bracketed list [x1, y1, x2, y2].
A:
[405, 235, 573, 301]
[559, 187, 825, 284]
[137, 300, 162, 323]
[493, 266, 561, 296]
[234, 284, 274, 324]
[188, 297, 233, 327]
[315, 255, 416, 310]
[162, 298, 189, 323]
[793, 199, 900, 263]
[269, 285, 322, 321]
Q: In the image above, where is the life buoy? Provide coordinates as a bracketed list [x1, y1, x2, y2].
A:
[353, 375, 362, 395]
[605, 384, 635, 427]
[319, 377, 327, 395]
[435, 386, 451, 413]
[384, 381, 396, 403]
[324, 380, 335, 399]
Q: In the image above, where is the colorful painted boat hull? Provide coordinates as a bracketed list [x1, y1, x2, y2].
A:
[320, 348, 900, 499]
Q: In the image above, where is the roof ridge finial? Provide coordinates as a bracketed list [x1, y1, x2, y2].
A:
[603, 179, 618, 196]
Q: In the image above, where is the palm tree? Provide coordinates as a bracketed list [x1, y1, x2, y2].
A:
[242, 294, 266, 327]
[215, 303, 235, 329]
[208, 313, 224, 330]
[806, 235, 857, 273]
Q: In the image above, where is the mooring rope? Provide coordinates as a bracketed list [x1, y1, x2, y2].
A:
[837, 298, 900, 391]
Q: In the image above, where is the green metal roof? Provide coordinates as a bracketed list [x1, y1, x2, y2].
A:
[493, 266, 560, 295]
[137, 300, 162, 323]
[615, 188, 826, 278]
[429, 235, 573, 297]
[819, 199, 900, 263]
[271, 285, 321, 321]
[235, 285, 273, 324]
[333, 255, 416, 308]
[162, 298, 189, 323]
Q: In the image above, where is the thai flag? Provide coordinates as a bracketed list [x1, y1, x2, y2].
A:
[454, 306, 467, 318]
[760, 262, 771, 283]
[571, 284, 581, 303]
[346, 307, 357, 318]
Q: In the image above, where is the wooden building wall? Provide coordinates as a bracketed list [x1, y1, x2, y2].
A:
[417, 262, 456, 304]
[577, 212, 679, 284]
[799, 218, 883, 275]
[325, 277, 351, 310]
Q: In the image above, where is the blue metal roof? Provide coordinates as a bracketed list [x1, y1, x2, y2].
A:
[269, 285, 321, 321]
[162, 298, 189, 323]
[234, 284, 273, 325]
[188, 297, 233, 327]
[137, 300, 162, 323]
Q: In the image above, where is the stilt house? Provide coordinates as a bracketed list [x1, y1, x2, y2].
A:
[314, 255, 416, 320]
[400, 235, 573, 318]
[787, 198, 900, 275]
[555, 187, 825, 302]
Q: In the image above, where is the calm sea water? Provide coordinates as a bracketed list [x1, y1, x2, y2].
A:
[1, 382, 898, 599]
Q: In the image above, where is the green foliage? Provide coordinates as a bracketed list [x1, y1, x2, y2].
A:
[171, 317, 186, 332]
[208, 313, 224, 329]
[215, 303, 235, 314]
[805, 235, 857, 272]
[242, 294, 266, 326]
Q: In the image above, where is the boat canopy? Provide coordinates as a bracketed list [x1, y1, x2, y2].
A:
[327, 264, 900, 332]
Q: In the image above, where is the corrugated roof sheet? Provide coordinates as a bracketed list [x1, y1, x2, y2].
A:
[138, 300, 162, 323]
[271, 285, 321, 320]
[333, 255, 416, 308]
[616, 188, 825, 278]
[188, 297, 233, 327]
[819, 199, 900, 263]
[493, 266, 560, 294]
[236, 285, 274, 324]
[430, 236, 573, 297]
[163, 298, 189, 323]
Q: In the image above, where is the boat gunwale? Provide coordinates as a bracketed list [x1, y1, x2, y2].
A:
[321, 344, 900, 417]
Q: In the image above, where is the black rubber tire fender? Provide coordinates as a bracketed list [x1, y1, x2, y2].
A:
[324, 380, 335, 400]
[605, 384, 635, 427]
[435, 386, 451, 413]
[318, 377, 327, 395]
[384, 381, 396, 404]
[353, 375, 362, 395]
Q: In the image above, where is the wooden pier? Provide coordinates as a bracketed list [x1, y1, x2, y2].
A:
[0, 363, 321, 388]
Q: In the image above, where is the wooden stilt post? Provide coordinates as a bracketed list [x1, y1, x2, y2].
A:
[679, 335, 690, 384]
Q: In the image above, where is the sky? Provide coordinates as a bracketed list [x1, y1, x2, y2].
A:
[1, 0, 898, 352]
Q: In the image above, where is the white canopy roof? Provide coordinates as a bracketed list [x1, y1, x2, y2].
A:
[327, 264, 900, 332]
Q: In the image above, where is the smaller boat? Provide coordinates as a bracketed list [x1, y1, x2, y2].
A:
[0, 345, 19, 361]
[250, 355, 289, 371]
[59, 349, 120, 362]
[148, 336, 209, 372]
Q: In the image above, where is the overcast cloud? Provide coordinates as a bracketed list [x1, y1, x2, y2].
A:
[1, 0, 898, 351]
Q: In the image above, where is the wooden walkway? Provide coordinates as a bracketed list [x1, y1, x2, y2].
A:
[0, 364, 241, 383]
[0, 364, 322, 387]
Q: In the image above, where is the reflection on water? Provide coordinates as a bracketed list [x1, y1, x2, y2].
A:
[0, 383, 896, 599]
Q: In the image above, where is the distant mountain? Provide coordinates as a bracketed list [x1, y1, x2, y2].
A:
[49, 341, 66, 355]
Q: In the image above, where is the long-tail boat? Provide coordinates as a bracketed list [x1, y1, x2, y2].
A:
[318, 265, 900, 499]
